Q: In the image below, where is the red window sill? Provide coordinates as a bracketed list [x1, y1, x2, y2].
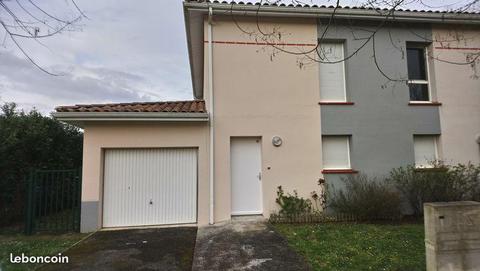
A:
[321, 169, 359, 174]
[408, 102, 442, 106]
[319, 102, 355, 105]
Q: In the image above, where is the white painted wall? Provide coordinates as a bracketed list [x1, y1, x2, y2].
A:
[433, 27, 480, 165]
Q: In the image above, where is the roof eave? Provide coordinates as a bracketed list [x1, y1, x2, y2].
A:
[183, 2, 480, 24]
[53, 111, 209, 128]
[184, 5, 200, 99]
[183, 2, 204, 100]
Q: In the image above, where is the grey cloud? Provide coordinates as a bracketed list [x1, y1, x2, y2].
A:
[0, 52, 156, 109]
[0, 0, 192, 114]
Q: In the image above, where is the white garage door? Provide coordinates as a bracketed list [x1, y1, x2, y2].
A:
[103, 148, 197, 228]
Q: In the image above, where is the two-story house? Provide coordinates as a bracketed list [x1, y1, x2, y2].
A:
[54, 1, 480, 232]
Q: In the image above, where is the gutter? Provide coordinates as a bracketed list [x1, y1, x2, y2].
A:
[184, 2, 480, 25]
[52, 112, 209, 122]
[207, 5, 215, 225]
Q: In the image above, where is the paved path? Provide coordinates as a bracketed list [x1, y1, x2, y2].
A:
[40, 227, 197, 271]
[192, 217, 311, 271]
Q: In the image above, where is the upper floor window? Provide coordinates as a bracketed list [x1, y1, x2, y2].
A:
[407, 45, 430, 102]
[319, 43, 346, 102]
[413, 135, 438, 168]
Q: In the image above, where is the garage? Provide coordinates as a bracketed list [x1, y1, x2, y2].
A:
[102, 148, 198, 228]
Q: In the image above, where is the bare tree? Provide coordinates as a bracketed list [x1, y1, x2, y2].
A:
[0, 0, 86, 75]
[228, 0, 480, 84]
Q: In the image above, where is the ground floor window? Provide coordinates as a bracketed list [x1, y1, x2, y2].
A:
[413, 135, 438, 168]
[322, 136, 351, 169]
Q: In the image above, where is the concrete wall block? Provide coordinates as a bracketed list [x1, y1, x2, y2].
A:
[424, 201, 480, 271]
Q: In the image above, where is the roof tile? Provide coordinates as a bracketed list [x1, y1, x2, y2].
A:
[55, 100, 207, 113]
[184, 0, 479, 15]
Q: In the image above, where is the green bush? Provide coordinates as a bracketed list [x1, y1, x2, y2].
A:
[329, 174, 402, 221]
[449, 163, 480, 201]
[387, 163, 480, 217]
[0, 103, 83, 227]
[275, 186, 312, 216]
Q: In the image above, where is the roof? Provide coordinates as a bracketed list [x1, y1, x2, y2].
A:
[53, 100, 208, 127]
[55, 100, 206, 113]
[183, 1, 480, 101]
[185, 0, 480, 15]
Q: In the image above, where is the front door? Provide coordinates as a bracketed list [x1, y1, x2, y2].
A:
[230, 137, 263, 215]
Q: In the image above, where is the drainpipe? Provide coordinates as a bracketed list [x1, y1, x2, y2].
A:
[207, 5, 215, 225]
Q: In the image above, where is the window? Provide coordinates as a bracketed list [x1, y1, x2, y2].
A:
[407, 45, 430, 102]
[322, 136, 351, 169]
[319, 43, 346, 102]
[413, 135, 438, 168]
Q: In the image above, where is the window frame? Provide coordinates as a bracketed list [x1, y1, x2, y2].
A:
[407, 44, 432, 103]
[413, 135, 439, 168]
[319, 42, 348, 103]
[322, 135, 352, 170]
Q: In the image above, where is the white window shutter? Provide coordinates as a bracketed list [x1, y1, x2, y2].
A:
[319, 43, 346, 102]
[414, 136, 438, 168]
[322, 136, 351, 169]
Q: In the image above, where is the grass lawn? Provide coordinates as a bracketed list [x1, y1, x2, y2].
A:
[273, 223, 425, 271]
[0, 232, 87, 271]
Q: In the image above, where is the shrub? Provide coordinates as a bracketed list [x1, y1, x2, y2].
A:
[328, 174, 402, 221]
[449, 163, 480, 201]
[275, 186, 312, 215]
[387, 163, 480, 217]
[0, 103, 83, 227]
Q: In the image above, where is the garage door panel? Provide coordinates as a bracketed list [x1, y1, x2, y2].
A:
[103, 148, 197, 228]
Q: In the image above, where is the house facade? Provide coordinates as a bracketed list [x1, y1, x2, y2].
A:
[54, 1, 480, 232]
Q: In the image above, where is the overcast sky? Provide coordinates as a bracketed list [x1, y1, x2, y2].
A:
[0, 0, 475, 114]
[0, 0, 192, 114]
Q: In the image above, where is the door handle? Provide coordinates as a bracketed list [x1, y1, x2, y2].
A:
[257, 172, 262, 181]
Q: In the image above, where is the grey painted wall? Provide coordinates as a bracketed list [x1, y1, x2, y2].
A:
[80, 201, 99, 233]
[318, 22, 441, 187]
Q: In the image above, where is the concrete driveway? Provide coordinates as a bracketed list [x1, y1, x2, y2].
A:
[193, 217, 311, 271]
[40, 227, 197, 271]
[39, 218, 308, 271]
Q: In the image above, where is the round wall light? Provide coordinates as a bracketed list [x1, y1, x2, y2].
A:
[272, 136, 282, 147]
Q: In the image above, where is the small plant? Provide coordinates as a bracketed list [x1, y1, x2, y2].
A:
[329, 174, 402, 221]
[275, 186, 312, 216]
[311, 178, 328, 212]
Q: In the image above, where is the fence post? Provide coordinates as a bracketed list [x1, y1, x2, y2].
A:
[24, 171, 34, 235]
[76, 167, 82, 232]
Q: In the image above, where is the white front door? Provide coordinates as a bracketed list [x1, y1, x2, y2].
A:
[230, 137, 263, 215]
[102, 148, 197, 228]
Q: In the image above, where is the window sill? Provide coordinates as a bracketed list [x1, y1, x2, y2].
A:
[319, 101, 355, 105]
[321, 169, 359, 174]
[408, 102, 442, 106]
